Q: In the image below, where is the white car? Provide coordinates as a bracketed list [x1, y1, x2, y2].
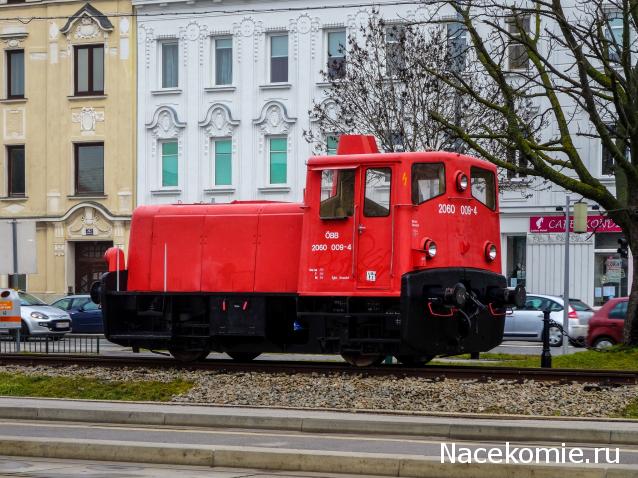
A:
[504, 294, 594, 347]
[15, 291, 72, 338]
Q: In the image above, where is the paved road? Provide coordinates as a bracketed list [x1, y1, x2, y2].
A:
[0, 456, 378, 478]
[0, 418, 634, 465]
[95, 339, 581, 360]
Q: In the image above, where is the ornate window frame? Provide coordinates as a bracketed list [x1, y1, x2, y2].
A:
[253, 101, 296, 191]
[199, 103, 239, 194]
[146, 106, 186, 194]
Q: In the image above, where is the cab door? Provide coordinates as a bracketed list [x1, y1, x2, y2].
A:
[355, 167, 393, 290]
[304, 168, 358, 294]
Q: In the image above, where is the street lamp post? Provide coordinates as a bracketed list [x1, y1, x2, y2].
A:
[9, 218, 18, 290]
[562, 196, 570, 356]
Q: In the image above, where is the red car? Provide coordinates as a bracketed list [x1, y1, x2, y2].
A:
[586, 298, 628, 348]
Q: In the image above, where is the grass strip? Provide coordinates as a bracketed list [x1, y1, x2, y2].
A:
[437, 347, 638, 371]
[0, 373, 193, 401]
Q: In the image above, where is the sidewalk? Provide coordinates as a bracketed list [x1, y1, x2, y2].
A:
[0, 396, 636, 445]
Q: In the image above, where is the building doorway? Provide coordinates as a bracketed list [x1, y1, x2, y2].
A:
[74, 241, 112, 293]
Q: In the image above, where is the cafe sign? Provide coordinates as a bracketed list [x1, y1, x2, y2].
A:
[530, 215, 621, 233]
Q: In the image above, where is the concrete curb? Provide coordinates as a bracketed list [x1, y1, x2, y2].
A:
[0, 404, 632, 446]
[0, 436, 632, 478]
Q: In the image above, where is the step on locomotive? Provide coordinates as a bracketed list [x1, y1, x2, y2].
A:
[92, 135, 525, 366]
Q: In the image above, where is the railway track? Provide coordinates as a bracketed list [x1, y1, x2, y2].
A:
[0, 353, 636, 385]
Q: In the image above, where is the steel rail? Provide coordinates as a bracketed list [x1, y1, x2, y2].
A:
[0, 354, 636, 385]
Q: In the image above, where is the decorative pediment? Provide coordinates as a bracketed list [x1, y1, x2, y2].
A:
[60, 3, 114, 40]
[67, 206, 112, 238]
[310, 98, 339, 123]
[199, 104, 239, 138]
[147, 106, 186, 139]
[253, 101, 296, 135]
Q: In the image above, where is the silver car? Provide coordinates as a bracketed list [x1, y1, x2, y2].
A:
[16, 291, 72, 338]
[504, 294, 594, 347]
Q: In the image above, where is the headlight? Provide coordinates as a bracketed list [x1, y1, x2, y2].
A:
[485, 242, 497, 261]
[30, 312, 49, 320]
[456, 172, 468, 192]
[425, 239, 437, 258]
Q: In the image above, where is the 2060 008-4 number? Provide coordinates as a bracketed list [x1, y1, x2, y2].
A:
[438, 204, 456, 214]
[460, 205, 478, 215]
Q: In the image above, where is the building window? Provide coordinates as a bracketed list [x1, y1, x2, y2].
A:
[213, 139, 232, 185]
[327, 135, 339, 155]
[270, 35, 288, 83]
[446, 20, 467, 72]
[506, 147, 529, 179]
[506, 235, 526, 288]
[386, 26, 405, 76]
[602, 142, 615, 175]
[6, 50, 24, 99]
[75, 143, 104, 195]
[327, 30, 346, 79]
[606, 12, 623, 62]
[594, 233, 629, 306]
[214, 38, 232, 85]
[74, 45, 104, 96]
[7, 145, 25, 197]
[506, 15, 530, 70]
[601, 131, 629, 176]
[161, 41, 179, 88]
[8, 274, 26, 290]
[269, 136, 287, 184]
[161, 141, 178, 187]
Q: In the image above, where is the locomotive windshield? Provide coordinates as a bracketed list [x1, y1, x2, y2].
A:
[411, 163, 445, 204]
[363, 167, 391, 217]
[319, 169, 355, 219]
[470, 167, 496, 210]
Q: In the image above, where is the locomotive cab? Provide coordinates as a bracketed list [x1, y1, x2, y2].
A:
[95, 135, 523, 366]
[296, 136, 523, 364]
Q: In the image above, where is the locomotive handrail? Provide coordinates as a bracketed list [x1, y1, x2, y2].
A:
[390, 204, 395, 278]
[351, 203, 358, 279]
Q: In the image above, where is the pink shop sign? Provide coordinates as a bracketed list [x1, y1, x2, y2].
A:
[529, 215, 622, 233]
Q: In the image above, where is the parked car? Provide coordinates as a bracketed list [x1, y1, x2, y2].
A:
[51, 295, 103, 334]
[5, 291, 72, 339]
[504, 294, 594, 347]
[586, 297, 628, 348]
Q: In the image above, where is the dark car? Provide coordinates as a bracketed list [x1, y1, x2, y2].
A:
[586, 297, 628, 348]
[51, 295, 103, 334]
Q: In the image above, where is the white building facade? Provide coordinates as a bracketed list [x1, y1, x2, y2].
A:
[134, 0, 633, 308]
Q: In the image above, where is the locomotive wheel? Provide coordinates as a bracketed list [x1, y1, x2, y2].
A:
[168, 348, 210, 363]
[341, 353, 385, 367]
[226, 352, 261, 362]
[395, 355, 435, 366]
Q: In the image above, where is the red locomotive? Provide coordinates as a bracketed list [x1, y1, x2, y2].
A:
[94, 135, 524, 366]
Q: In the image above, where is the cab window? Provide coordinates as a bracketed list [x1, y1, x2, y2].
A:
[364, 168, 391, 217]
[412, 163, 445, 204]
[319, 169, 355, 219]
[470, 166, 496, 210]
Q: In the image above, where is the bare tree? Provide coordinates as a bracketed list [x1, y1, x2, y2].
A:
[306, 13, 503, 153]
[423, 0, 638, 343]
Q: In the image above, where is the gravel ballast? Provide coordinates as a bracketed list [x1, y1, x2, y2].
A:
[2, 364, 637, 418]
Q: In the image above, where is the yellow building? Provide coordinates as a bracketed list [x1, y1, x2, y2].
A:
[0, 0, 135, 300]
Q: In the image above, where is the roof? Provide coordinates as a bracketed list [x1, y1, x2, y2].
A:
[306, 151, 497, 172]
